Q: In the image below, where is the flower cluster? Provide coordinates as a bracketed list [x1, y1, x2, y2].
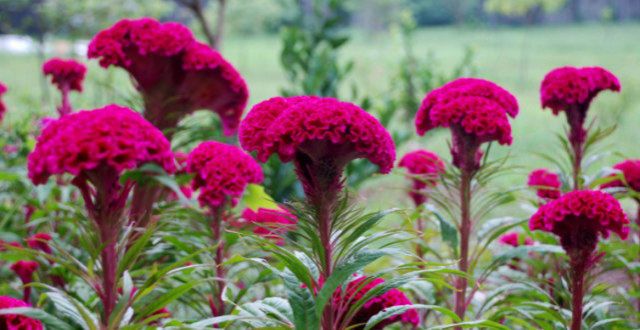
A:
[42, 58, 87, 92]
[499, 232, 533, 247]
[540, 66, 620, 114]
[415, 78, 518, 171]
[0, 82, 6, 122]
[601, 159, 640, 192]
[10, 260, 38, 284]
[527, 169, 562, 200]
[399, 150, 445, 205]
[0, 296, 43, 330]
[239, 96, 395, 174]
[88, 18, 248, 135]
[334, 275, 419, 329]
[530, 190, 629, 252]
[186, 141, 263, 209]
[28, 105, 175, 185]
[241, 207, 297, 245]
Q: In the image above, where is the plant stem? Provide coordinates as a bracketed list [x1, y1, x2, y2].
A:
[318, 193, 335, 330]
[454, 168, 473, 325]
[571, 139, 584, 191]
[211, 207, 226, 316]
[100, 233, 117, 324]
[59, 86, 72, 116]
[569, 255, 588, 330]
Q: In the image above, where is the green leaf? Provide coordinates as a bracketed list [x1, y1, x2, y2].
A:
[430, 208, 459, 252]
[243, 184, 279, 210]
[364, 304, 456, 330]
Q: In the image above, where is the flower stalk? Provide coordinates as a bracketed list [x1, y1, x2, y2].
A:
[210, 206, 226, 316]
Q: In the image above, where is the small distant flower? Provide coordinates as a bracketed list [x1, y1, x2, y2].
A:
[527, 169, 562, 200]
[333, 275, 419, 329]
[3, 144, 18, 155]
[42, 58, 86, 93]
[530, 190, 629, 254]
[88, 18, 248, 136]
[241, 207, 297, 245]
[499, 232, 533, 247]
[186, 141, 263, 209]
[399, 150, 445, 205]
[601, 159, 640, 192]
[10, 261, 38, 284]
[240, 96, 395, 197]
[26, 233, 52, 254]
[0, 82, 7, 123]
[415, 78, 518, 172]
[0, 296, 43, 330]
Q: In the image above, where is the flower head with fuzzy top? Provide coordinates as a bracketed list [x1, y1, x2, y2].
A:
[415, 78, 518, 172]
[88, 18, 248, 136]
[0, 296, 43, 330]
[42, 58, 87, 92]
[241, 207, 297, 245]
[499, 232, 533, 247]
[186, 141, 263, 209]
[26, 233, 52, 254]
[10, 261, 38, 284]
[399, 150, 445, 205]
[601, 159, 640, 192]
[528, 169, 562, 200]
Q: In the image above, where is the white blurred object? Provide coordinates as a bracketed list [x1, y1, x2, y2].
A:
[0, 34, 37, 54]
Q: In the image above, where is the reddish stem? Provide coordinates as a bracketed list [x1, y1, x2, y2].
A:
[58, 86, 72, 116]
[100, 236, 118, 322]
[569, 252, 588, 330]
[454, 168, 472, 325]
[211, 207, 226, 316]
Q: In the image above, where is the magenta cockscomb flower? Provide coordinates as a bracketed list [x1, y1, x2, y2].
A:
[0, 296, 43, 330]
[333, 276, 419, 329]
[27, 104, 174, 321]
[241, 207, 297, 245]
[528, 169, 562, 200]
[240, 96, 395, 197]
[399, 150, 445, 205]
[43, 58, 87, 116]
[88, 18, 248, 136]
[602, 159, 640, 192]
[10, 260, 38, 302]
[498, 232, 533, 247]
[26, 233, 52, 255]
[530, 190, 629, 330]
[186, 141, 263, 209]
[415, 78, 518, 172]
[0, 82, 7, 123]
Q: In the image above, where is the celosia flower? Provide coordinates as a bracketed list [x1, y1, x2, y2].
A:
[498, 232, 533, 247]
[333, 275, 419, 329]
[88, 18, 248, 136]
[10, 261, 38, 284]
[186, 141, 263, 209]
[530, 190, 628, 253]
[239, 96, 395, 197]
[601, 159, 640, 192]
[540, 66, 620, 147]
[0, 296, 43, 330]
[28, 104, 175, 186]
[0, 82, 7, 123]
[241, 207, 297, 245]
[415, 78, 518, 172]
[527, 169, 562, 200]
[26, 233, 52, 254]
[42, 58, 86, 93]
[399, 150, 445, 205]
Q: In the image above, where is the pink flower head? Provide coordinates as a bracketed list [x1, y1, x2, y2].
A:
[399, 150, 445, 205]
[26, 233, 52, 254]
[42, 58, 87, 92]
[28, 104, 175, 185]
[88, 18, 248, 136]
[0, 82, 7, 122]
[186, 141, 263, 209]
[530, 190, 629, 253]
[601, 159, 640, 192]
[10, 260, 38, 284]
[415, 78, 518, 171]
[528, 169, 562, 200]
[0, 296, 43, 330]
[241, 207, 297, 245]
[333, 275, 419, 329]
[499, 232, 533, 247]
[239, 96, 395, 197]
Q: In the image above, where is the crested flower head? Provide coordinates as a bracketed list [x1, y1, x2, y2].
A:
[186, 141, 263, 208]
[528, 168, 562, 200]
[10, 260, 39, 284]
[415, 78, 518, 171]
[241, 207, 297, 245]
[530, 190, 629, 253]
[26, 233, 52, 254]
[42, 58, 87, 92]
[601, 159, 640, 192]
[333, 275, 419, 329]
[0, 296, 43, 330]
[88, 18, 248, 135]
[541, 66, 620, 114]
[0, 82, 7, 122]
[399, 150, 445, 205]
[27, 104, 175, 185]
[499, 232, 533, 247]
